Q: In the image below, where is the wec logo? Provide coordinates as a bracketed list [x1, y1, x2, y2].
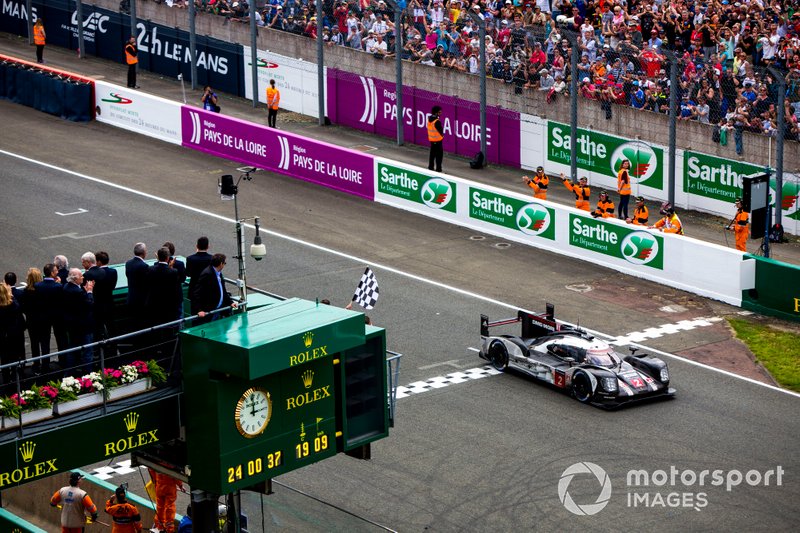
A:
[71, 10, 110, 33]
[516, 203, 551, 236]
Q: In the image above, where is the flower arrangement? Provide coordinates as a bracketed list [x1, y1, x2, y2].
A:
[47, 380, 79, 403]
[0, 385, 55, 418]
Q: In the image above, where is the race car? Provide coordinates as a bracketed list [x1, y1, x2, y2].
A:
[478, 305, 676, 408]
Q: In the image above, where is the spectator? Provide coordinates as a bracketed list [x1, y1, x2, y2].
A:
[0, 280, 24, 387]
[191, 253, 237, 323]
[63, 268, 94, 374]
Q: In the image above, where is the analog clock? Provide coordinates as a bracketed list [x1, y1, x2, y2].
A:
[234, 387, 272, 438]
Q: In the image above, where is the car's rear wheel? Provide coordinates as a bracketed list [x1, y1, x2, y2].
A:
[572, 372, 593, 403]
[488, 341, 508, 372]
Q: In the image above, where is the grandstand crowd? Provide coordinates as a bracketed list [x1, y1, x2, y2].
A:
[158, 0, 800, 142]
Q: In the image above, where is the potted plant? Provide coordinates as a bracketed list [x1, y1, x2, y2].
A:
[105, 359, 166, 401]
[1, 385, 54, 428]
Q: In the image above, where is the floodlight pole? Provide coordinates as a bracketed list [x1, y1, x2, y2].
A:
[468, 11, 487, 166]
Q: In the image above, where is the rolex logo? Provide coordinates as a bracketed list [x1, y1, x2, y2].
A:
[302, 370, 314, 389]
[19, 441, 36, 463]
[124, 412, 139, 433]
[303, 331, 314, 348]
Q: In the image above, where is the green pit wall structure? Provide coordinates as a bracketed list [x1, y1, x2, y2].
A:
[742, 255, 800, 322]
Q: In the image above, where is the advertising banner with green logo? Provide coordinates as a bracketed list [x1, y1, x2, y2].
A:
[468, 186, 556, 240]
[377, 162, 458, 213]
[547, 121, 664, 190]
[569, 214, 664, 270]
[684, 151, 800, 223]
[0, 396, 180, 490]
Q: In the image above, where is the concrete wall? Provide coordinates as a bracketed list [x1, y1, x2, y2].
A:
[95, 0, 799, 173]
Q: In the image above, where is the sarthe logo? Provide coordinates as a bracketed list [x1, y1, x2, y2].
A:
[421, 178, 453, 209]
[358, 76, 377, 125]
[611, 143, 657, 183]
[101, 93, 133, 104]
[620, 231, 659, 266]
[558, 461, 612, 516]
[516, 203, 551, 236]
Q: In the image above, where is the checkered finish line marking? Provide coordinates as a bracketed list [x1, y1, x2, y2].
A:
[89, 459, 148, 480]
[608, 316, 723, 346]
[395, 366, 501, 400]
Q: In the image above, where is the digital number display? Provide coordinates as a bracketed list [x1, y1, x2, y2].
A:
[226, 451, 283, 484]
[295, 434, 329, 459]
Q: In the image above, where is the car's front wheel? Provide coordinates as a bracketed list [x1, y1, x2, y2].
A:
[572, 372, 593, 403]
[488, 341, 508, 372]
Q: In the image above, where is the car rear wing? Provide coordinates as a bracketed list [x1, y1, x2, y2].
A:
[481, 304, 561, 338]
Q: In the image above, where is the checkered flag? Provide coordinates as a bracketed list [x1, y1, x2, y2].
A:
[351, 267, 379, 310]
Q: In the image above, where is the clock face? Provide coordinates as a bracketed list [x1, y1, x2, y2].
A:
[234, 387, 272, 438]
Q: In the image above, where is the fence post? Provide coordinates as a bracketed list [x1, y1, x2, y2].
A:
[769, 66, 786, 228]
[468, 11, 487, 166]
[249, 1, 258, 109]
[665, 49, 678, 206]
[189, 1, 197, 90]
[317, 0, 325, 126]
[566, 29, 579, 181]
[387, 0, 404, 146]
[76, 0, 84, 58]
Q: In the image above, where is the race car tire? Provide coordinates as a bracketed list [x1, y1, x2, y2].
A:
[572, 372, 593, 403]
[488, 341, 508, 371]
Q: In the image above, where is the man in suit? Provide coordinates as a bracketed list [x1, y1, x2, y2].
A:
[93, 251, 118, 359]
[186, 236, 212, 315]
[191, 253, 237, 323]
[162, 241, 186, 319]
[145, 247, 182, 331]
[63, 268, 94, 374]
[125, 242, 148, 331]
[54, 255, 69, 284]
[34, 263, 67, 371]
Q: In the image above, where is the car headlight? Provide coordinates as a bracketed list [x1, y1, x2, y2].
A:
[600, 376, 618, 392]
[659, 368, 669, 382]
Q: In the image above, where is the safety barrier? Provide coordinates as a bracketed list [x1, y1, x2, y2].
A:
[0, 53, 93, 120]
[374, 157, 749, 306]
[741, 256, 800, 322]
[95, 80, 182, 144]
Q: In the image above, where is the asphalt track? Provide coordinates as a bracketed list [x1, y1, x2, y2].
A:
[1, 100, 798, 531]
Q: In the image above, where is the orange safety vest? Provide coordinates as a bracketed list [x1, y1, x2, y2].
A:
[266, 87, 280, 110]
[733, 210, 749, 231]
[529, 173, 549, 200]
[33, 24, 45, 45]
[594, 199, 615, 218]
[617, 168, 631, 195]
[427, 118, 443, 142]
[631, 205, 649, 225]
[564, 180, 591, 211]
[125, 43, 138, 65]
[655, 213, 683, 234]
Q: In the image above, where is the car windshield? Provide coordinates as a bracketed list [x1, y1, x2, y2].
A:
[586, 348, 620, 367]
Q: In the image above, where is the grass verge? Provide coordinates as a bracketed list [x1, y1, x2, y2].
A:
[727, 318, 800, 392]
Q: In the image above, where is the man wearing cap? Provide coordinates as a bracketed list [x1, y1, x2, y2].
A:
[427, 105, 444, 172]
[106, 485, 143, 533]
[626, 196, 649, 226]
[51, 472, 98, 533]
[650, 203, 684, 234]
[523, 166, 549, 199]
[726, 197, 749, 251]
[592, 190, 616, 218]
[562, 175, 591, 211]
